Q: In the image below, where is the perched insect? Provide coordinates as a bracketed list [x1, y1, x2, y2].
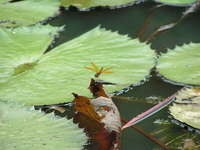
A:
[84, 62, 114, 78]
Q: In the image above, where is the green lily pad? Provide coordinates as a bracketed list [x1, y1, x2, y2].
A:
[157, 43, 200, 85]
[155, 0, 196, 5]
[61, 0, 139, 10]
[170, 87, 200, 129]
[0, 24, 60, 83]
[0, 100, 87, 149]
[0, 25, 155, 105]
[0, 0, 60, 28]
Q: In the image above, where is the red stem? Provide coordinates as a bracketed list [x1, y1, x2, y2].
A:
[121, 90, 180, 130]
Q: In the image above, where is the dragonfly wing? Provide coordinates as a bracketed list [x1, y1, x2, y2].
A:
[101, 67, 114, 73]
[102, 71, 114, 73]
[84, 66, 96, 72]
[91, 62, 100, 72]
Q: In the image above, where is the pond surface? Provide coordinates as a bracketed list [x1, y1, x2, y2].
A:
[47, 1, 200, 149]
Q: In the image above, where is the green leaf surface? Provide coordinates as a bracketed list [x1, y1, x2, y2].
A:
[0, 24, 60, 83]
[0, 100, 87, 149]
[155, 0, 196, 5]
[0, 25, 155, 105]
[61, 0, 139, 10]
[170, 87, 200, 129]
[157, 43, 200, 85]
[0, 0, 60, 28]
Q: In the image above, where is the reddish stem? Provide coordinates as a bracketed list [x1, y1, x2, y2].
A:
[121, 89, 182, 130]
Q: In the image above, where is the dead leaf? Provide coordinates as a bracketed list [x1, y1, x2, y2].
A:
[72, 79, 121, 150]
[73, 93, 101, 121]
[88, 78, 111, 98]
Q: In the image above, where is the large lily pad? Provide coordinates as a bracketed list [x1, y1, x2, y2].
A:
[155, 0, 196, 5]
[61, 0, 139, 10]
[0, 0, 60, 28]
[170, 87, 200, 129]
[157, 43, 200, 85]
[0, 100, 87, 149]
[0, 25, 155, 105]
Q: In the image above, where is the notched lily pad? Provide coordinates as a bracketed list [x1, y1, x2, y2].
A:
[155, 0, 196, 5]
[0, 0, 60, 27]
[157, 43, 200, 85]
[170, 87, 200, 129]
[0, 100, 87, 149]
[61, 0, 140, 10]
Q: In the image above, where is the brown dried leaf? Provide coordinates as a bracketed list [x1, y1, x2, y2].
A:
[88, 79, 111, 98]
[72, 79, 121, 150]
[73, 93, 101, 121]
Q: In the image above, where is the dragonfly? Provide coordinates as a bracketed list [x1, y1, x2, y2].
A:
[84, 62, 114, 78]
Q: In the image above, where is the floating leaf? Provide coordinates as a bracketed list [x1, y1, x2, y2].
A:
[0, 100, 87, 149]
[170, 87, 200, 129]
[155, 0, 197, 5]
[0, 25, 155, 105]
[61, 0, 140, 10]
[157, 43, 200, 85]
[0, 0, 60, 27]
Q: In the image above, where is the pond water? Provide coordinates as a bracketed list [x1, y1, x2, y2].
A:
[46, 1, 200, 149]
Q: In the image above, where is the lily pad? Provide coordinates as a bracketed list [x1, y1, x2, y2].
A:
[157, 43, 200, 85]
[61, 0, 139, 10]
[0, 0, 60, 28]
[170, 87, 200, 129]
[155, 0, 196, 5]
[0, 100, 87, 149]
[0, 24, 60, 83]
[0, 25, 155, 105]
